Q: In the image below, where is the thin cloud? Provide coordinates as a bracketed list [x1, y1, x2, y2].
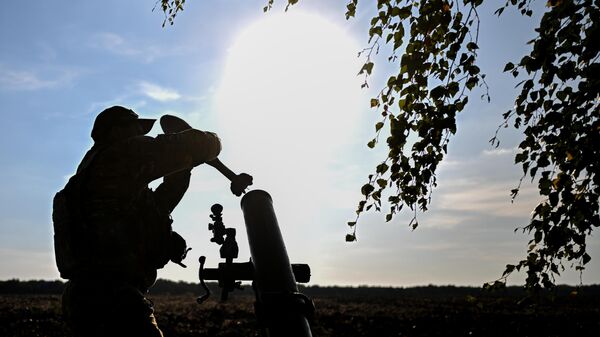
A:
[89, 32, 180, 63]
[482, 147, 517, 156]
[418, 211, 473, 229]
[437, 178, 540, 218]
[402, 147, 542, 230]
[0, 65, 78, 91]
[139, 81, 181, 102]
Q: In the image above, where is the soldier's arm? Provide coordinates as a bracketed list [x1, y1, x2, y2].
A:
[131, 129, 222, 184]
[158, 114, 253, 196]
[153, 169, 191, 214]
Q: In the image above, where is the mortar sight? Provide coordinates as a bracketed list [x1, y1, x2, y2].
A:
[211, 203, 223, 214]
[209, 203, 226, 244]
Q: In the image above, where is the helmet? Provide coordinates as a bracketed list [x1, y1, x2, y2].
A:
[91, 106, 155, 142]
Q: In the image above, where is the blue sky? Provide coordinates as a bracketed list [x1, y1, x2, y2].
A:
[0, 0, 598, 286]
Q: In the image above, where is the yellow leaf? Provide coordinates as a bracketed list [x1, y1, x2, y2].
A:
[442, 2, 450, 13]
[370, 98, 379, 107]
[552, 177, 560, 189]
[566, 151, 574, 161]
[547, 0, 563, 7]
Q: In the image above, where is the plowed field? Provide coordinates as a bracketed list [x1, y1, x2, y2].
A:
[1, 293, 598, 337]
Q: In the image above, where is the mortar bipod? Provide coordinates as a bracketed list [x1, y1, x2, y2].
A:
[197, 258, 312, 303]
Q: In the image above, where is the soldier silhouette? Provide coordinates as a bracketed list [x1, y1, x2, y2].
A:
[53, 106, 252, 337]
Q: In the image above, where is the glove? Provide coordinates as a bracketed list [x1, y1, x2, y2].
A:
[169, 231, 191, 268]
[230, 173, 253, 196]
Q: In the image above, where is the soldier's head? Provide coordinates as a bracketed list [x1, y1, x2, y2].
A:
[91, 106, 155, 143]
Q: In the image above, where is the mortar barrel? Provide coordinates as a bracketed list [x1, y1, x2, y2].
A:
[241, 190, 312, 337]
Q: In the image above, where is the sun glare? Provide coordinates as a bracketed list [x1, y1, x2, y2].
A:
[215, 10, 365, 194]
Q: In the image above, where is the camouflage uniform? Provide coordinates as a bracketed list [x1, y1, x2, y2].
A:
[60, 109, 221, 337]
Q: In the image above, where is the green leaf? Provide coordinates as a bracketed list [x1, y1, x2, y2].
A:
[583, 253, 591, 265]
[398, 6, 411, 19]
[376, 163, 389, 174]
[386, 33, 393, 43]
[503, 62, 515, 72]
[515, 152, 527, 163]
[430, 85, 445, 99]
[347, 221, 356, 227]
[361, 183, 375, 196]
[398, 99, 407, 109]
[503, 264, 515, 276]
[345, 234, 356, 242]
[369, 26, 383, 38]
[393, 29, 404, 50]
[466, 77, 478, 90]
[359, 62, 374, 75]
[345, 1, 357, 19]
[466, 42, 479, 50]
[535, 230, 542, 243]
[447, 82, 459, 96]
[356, 200, 366, 213]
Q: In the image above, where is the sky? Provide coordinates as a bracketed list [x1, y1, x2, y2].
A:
[0, 0, 598, 287]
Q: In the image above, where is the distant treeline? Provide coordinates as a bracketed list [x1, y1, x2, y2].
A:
[0, 279, 213, 295]
[300, 284, 600, 299]
[1, 279, 599, 298]
[0, 279, 66, 295]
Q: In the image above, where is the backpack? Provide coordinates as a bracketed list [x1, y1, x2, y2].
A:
[52, 148, 100, 279]
[52, 174, 87, 279]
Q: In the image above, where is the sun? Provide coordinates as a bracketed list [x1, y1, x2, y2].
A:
[215, 10, 365, 173]
[213, 10, 367, 245]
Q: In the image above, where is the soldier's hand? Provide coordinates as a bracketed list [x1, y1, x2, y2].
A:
[170, 231, 191, 268]
[230, 173, 253, 196]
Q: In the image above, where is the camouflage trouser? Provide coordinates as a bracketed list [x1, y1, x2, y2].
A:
[62, 279, 163, 337]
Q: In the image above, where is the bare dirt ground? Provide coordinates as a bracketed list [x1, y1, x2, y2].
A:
[1, 293, 598, 337]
